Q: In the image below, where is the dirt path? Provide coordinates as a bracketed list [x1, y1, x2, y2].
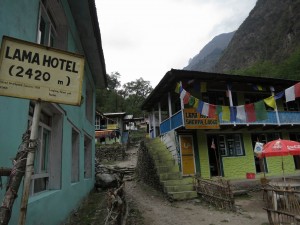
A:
[125, 180, 268, 225]
[118, 145, 270, 225]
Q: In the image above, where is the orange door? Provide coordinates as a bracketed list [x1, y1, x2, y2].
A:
[180, 135, 195, 175]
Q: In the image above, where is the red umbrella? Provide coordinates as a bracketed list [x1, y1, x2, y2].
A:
[257, 139, 300, 182]
[258, 139, 300, 158]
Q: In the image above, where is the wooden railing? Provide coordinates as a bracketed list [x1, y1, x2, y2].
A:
[262, 186, 300, 225]
[160, 110, 300, 134]
[194, 177, 235, 211]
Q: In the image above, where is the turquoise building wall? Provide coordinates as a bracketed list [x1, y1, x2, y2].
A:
[0, 1, 98, 224]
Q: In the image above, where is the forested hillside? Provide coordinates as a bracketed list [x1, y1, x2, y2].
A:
[214, 0, 300, 80]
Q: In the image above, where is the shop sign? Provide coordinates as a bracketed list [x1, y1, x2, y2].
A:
[184, 108, 220, 129]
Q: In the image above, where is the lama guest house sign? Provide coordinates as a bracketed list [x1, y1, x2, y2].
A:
[0, 36, 84, 105]
[184, 108, 220, 129]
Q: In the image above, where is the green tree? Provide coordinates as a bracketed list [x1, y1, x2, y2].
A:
[121, 78, 153, 117]
[96, 72, 124, 112]
[96, 74, 153, 117]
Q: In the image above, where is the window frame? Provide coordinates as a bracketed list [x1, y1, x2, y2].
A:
[217, 133, 245, 157]
[28, 103, 63, 196]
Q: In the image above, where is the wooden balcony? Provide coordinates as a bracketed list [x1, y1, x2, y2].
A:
[160, 110, 300, 135]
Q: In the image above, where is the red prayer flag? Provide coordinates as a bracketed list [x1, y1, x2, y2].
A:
[208, 104, 216, 118]
[295, 82, 300, 98]
[183, 92, 191, 104]
[245, 103, 256, 122]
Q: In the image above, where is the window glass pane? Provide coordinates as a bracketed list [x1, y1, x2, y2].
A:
[218, 135, 227, 156]
[41, 129, 50, 172]
[34, 177, 48, 193]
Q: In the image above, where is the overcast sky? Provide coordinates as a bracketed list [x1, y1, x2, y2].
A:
[96, 0, 257, 88]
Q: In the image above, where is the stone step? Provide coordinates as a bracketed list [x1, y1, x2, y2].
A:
[154, 159, 176, 167]
[168, 191, 198, 200]
[156, 165, 179, 174]
[159, 172, 181, 181]
[152, 152, 173, 161]
[162, 177, 194, 186]
[164, 184, 195, 193]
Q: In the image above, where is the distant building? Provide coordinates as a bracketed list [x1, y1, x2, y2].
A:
[142, 69, 300, 179]
[0, 1, 106, 224]
[95, 112, 125, 144]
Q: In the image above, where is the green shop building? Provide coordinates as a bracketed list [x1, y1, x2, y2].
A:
[142, 69, 300, 180]
[0, 0, 106, 224]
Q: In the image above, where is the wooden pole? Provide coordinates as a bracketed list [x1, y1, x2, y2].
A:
[18, 101, 42, 225]
[0, 131, 30, 225]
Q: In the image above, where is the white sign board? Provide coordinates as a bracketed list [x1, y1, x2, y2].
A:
[0, 36, 85, 105]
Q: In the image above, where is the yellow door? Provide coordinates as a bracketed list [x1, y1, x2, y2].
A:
[180, 135, 195, 175]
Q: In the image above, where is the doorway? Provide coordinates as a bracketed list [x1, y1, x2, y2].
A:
[179, 135, 195, 175]
[251, 133, 271, 174]
[207, 135, 222, 177]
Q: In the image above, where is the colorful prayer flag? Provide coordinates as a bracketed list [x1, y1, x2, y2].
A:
[264, 96, 276, 109]
[222, 106, 230, 121]
[193, 98, 199, 108]
[183, 92, 191, 104]
[216, 105, 222, 116]
[275, 91, 284, 100]
[236, 105, 246, 121]
[254, 100, 267, 121]
[200, 82, 207, 93]
[252, 84, 263, 91]
[188, 96, 195, 106]
[208, 104, 216, 118]
[230, 106, 237, 122]
[196, 100, 204, 113]
[175, 82, 181, 93]
[180, 89, 186, 100]
[295, 82, 300, 98]
[285, 85, 295, 102]
[202, 102, 209, 116]
[245, 103, 256, 122]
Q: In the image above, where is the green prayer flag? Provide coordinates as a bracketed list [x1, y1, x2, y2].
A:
[255, 100, 268, 121]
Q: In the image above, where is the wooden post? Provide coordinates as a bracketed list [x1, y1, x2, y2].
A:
[18, 101, 42, 225]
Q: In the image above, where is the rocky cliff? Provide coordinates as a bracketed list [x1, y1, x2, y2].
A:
[184, 31, 235, 72]
[214, 0, 300, 73]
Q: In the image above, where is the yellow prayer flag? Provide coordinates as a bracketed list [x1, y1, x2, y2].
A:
[200, 82, 207, 92]
[222, 106, 230, 121]
[193, 98, 199, 108]
[264, 96, 276, 109]
[175, 82, 181, 93]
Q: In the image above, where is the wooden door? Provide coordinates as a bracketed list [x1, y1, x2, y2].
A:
[180, 135, 195, 175]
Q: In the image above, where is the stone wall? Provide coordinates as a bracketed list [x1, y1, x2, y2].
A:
[95, 144, 126, 163]
[135, 141, 162, 191]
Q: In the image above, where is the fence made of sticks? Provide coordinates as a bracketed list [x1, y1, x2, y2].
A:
[262, 187, 300, 225]
[194, 177, 235, 211]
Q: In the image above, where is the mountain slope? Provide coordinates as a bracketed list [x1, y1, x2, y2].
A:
[214, 0, 300, 74]
[183, 31, 235, 72]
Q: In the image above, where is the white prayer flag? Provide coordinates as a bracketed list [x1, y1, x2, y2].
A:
[236, 105, 246, 121]
[285, 86, 295, 102]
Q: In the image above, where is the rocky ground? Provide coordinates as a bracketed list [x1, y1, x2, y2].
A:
[64, 144, 270, 225]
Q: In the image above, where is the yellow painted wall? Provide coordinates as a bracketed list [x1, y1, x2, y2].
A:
[222, 133, 256, 179]
[194, 130, 299, 180]
[196, 131, 210, 178]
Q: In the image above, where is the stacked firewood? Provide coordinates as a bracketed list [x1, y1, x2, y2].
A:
[104, 179, 126, 225]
